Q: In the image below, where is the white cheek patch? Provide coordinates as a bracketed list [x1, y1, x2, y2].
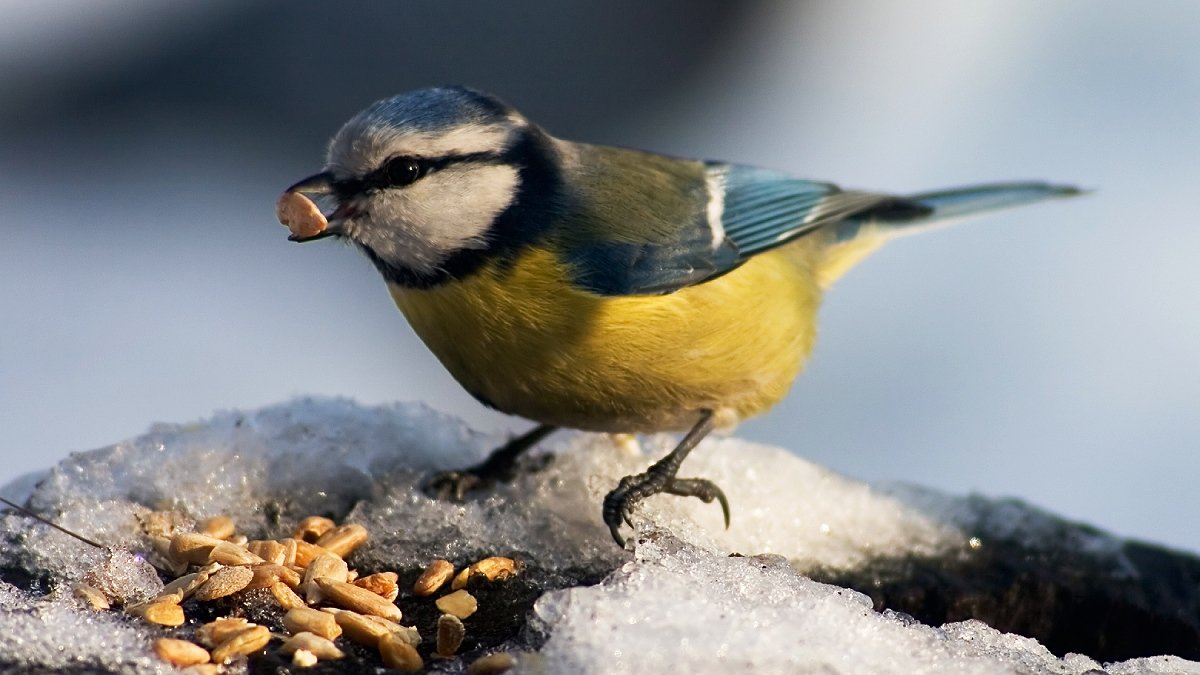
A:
[350, 163, 520, 275]
[404, 163, 520, 249]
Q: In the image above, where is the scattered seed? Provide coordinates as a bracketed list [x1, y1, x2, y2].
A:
[337, 614, 421, 646]
[246, 563, 301, 591]
[270, 581, 307, 610]
[138, 599, 186, 627]
[454, 556, 519, 590]
[451, 566, 471, 591]
[467, 652, 517, 675]
[150, 535, 189, 577]
[304, 551, 349, 582]
[293, 516, 335, 543]
[161, 570, 210, 601]
[284, 606, 343, 641]
[391, 623, 423, 647]
[247, 539, 287, 565]
[413, 559, 454, 597]
[153, 638, 211, 667]
[197, 618, 253, 648]
[134, 512, 499, 671]
[328, 608, 390, 648]
[210, 625, 271, 664]
[279, 632, 345, 660]
[286, 648, 314, 667]
[302, 552, 349, 602]
[312, 577, 403, 622]
[197, 515, 235, 540]
[472, 556, 518, 583]
[72, 583, 110, 611]
[276, 565, 302, 588]
[435, 589, 478, 620]
[208, 541, 264, 566]
[436, 613, 465, 657]
[192, 564, 254, 601]
[354, 571, 399, 601]
[153, 588, 185, 605]
[325, 608, 417, 647]
[169, 533, 224, 566]
[292, 539, 329, 568]
[277, 537, 299, 566]
[314, 523, 368, 558]
[138, 509, 192, 538]
[379, 633, 423, 672]
[292, 649, 318, 668]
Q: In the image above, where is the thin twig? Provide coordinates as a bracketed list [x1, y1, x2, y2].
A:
[0, 496, 104, 549]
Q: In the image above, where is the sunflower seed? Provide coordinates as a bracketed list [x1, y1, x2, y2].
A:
[210, 625, 271, 664]
[436, 613, 465, 657]
[379, 634, 423, 672]
[413, 559, 454, 597]
[152, 638, 211, 667]
[435, 589, 478, 619]
[283, 606, 343, 641]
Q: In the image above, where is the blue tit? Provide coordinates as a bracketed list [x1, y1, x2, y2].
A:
[280, 86, 1080, 546]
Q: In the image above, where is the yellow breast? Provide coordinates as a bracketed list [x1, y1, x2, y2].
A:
[388, 241, 825, 433]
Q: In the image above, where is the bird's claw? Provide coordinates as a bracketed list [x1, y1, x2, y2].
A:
[664, 477, 731, 529]
[424, 425, 559, 502]
[425, 447, 557, 502]
[603, 472, 731, 547]
[424, 470, 486, 502]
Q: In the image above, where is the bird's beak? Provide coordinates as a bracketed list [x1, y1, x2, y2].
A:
[284, 171, 335, 195]
[277, 171, 355, 243]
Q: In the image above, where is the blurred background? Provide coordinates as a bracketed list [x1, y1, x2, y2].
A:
[2, 1, 1197, 550]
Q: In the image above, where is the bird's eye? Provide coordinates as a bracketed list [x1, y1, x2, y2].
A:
[382, 157, 423, 187]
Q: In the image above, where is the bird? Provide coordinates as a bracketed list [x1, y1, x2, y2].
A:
[278, 86, 1080, 547]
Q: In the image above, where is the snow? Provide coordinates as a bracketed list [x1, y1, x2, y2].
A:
[0, 398, 1195, 674]
[534, 532, 1101, 675]
[0, 580, 164, 674]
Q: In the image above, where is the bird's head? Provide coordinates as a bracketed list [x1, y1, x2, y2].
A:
[282, 87, 561, 287]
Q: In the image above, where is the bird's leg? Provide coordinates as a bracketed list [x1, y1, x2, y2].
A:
[427, 424, 558, 501]
[602, 410, 730, 547]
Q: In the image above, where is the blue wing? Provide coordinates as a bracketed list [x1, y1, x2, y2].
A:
[560, 156, 1075, 296]
[716, 165, 930, 257]
[564, 162, 924, 296]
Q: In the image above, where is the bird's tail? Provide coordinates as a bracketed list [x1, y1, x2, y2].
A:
[817, 181, 1083, 287]
[901, 182, 1083, 226]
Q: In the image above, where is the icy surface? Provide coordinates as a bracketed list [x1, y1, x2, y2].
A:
[0, 398, 1195, 674]
[0, 580, 165, 674]
[533, 531, 1129, 675]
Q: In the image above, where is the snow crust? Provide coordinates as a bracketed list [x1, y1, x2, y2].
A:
[533, 532, 1199, 675]
[0, 579, 164, 674]
[0, 398, 1195, 674]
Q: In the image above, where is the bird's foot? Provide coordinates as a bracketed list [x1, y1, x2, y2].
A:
[425, 453, 553, 501]
[603, 471, 730, 547]
[424, 424, 558, 501]
[425, 468, 487, 502]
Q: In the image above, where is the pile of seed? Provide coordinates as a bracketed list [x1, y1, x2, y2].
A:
[71, 514, 520, 674]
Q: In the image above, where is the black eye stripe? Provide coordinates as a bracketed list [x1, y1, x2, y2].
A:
[335, 151, 505, 196]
